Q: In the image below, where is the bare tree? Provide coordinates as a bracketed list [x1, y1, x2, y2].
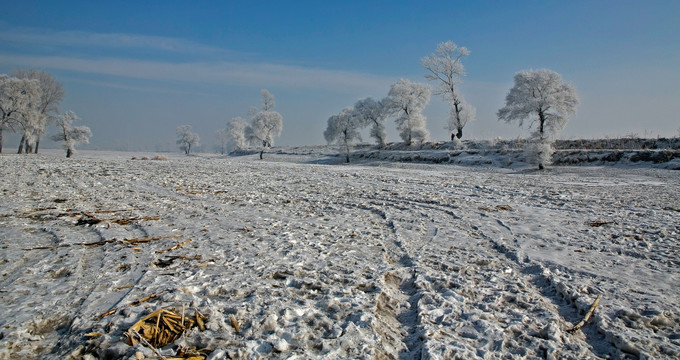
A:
[261, 89, 275, 111]
[422, 41, 474, 139]
[13, 68, 64, 153]
[497, 69, 579, 169]
[51, 110, 91, 158]
[215, 128, 229, 154]
[176, 125, 200, 155]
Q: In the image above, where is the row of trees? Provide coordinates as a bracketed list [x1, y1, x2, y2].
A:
[324, 80, 431, 162]
[0, 69, 91, 157]
[324, 41, 475, 162]
[221, 89, 283, 159]
[174, 41, 577, 170]
[179, 90, 284, 159]
[324, 41, 579, 169]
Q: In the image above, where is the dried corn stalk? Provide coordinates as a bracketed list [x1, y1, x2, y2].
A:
[156, 239, 192, 254]
[567, 294, 603, 333]
[126, 308, 207, 349]
[230, 314, 240, 333]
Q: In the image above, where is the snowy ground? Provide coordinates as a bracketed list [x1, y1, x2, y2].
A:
[1, 149, 679, 359]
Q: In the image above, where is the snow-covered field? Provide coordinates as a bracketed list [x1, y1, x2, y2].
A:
[1, 149, 679, 359]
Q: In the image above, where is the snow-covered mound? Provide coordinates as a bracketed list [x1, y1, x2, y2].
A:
[1, 150, 679, 359]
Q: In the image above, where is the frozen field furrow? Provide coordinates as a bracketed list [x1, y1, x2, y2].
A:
[0, 151, 679, 359]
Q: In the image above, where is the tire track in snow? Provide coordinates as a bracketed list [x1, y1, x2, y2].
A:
[472, 208, 615, 359]
[357, 185, 608, 359]
[343, 196, 441, 359]
[342, 202, 418, 358]
[0, 229, 60, 295]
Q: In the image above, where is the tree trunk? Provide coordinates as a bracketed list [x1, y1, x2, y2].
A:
[25, 139, 33, 154]
[259, 150, 264, 160]
[17, 135, 25, 154]
[453, 101, 462, 138]
[0, 128, 3, 153]
[538, 108, 545, 137]
[66, 148, 72, 158]
[34, 140, 40, 154]
[538, 163, 544, 170]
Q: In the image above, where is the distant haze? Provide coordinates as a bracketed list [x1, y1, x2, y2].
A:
[1, 1, 678, 152]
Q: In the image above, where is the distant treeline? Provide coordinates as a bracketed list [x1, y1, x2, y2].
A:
[553, 137, 680, 151]
[370, 137, 680, 152]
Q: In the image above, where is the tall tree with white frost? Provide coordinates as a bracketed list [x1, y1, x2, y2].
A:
[497, 69, 579, 169]
[354, 97, 388, 147]
[14, 108, 40, 154]
[0, 75, 41, 153]
[385, 79, 431, 145]
[246, 89, 283, 159]
[324, 107, 365, 163]
[13, 68, 64, 153]
[422, 41, 475, 140]
[226, 116, 248, 152]
[176, 125, 200, 155]
[51, 110, 91, 158]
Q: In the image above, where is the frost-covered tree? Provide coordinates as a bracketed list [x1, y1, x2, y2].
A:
[13, 68, 64, 153]
[446, 97, 475, 140]
[51, 110, 91, 158]
[324, 107, 365, 163]
[0, 75, 41, 153]
[176, 125, 200, 155]
[354, 97, 388, 147]
[226, 116, 248, 152]
[14, 105, 41, 154]
[497, 69, 579, 169]
[422, 41, 474, 139]
[385, 79, 431, 145]
[247, 111, 283, 159]
[215, 128, 229, 154]
[524, 132, 555, 170]
[246, 89, 283, 159]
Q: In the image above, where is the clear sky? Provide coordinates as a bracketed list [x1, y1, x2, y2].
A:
[1, 0, 679, 151]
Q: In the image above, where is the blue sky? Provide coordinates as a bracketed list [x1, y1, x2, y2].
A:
[1, 0, 678, 151]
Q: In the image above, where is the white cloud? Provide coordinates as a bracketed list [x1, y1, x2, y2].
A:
[0, 25, 395, 94]
[0, 54, 394, 94]
[0, 26, 233, 56]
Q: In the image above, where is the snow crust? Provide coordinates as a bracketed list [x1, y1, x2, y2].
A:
[1, 149, 679, 359]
